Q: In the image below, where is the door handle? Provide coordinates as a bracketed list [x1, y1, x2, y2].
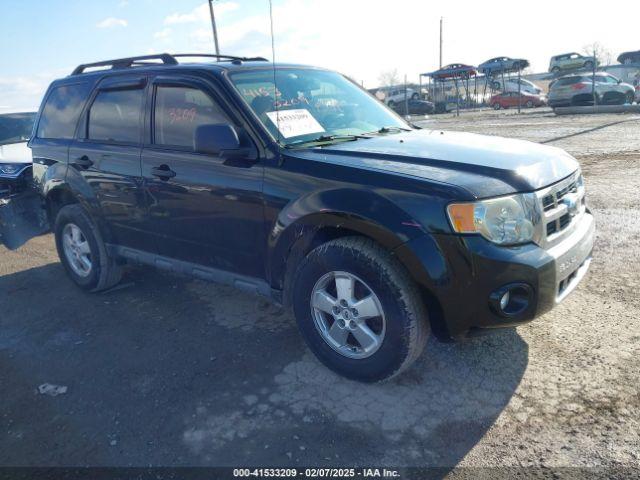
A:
[72, 155, 93, 169]
[150, 165, 176, 180]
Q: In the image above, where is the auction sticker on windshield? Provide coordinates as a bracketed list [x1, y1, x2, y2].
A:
[266, 109, 325, 138]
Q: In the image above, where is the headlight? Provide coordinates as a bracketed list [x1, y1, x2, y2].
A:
[0, 164, 25, 175]
[447, 193, 541, 245]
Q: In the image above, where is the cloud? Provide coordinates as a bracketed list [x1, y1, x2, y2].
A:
[0, 69, 70, 113]
[118, 0, 129, 7]
[154, 28, 172, 40]
[96, 17, 128, 29]
[164, 1, 239, 25]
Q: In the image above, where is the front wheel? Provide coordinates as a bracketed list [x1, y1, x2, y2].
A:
[292, 237, 429, 382]
[54, 204, 122, 292]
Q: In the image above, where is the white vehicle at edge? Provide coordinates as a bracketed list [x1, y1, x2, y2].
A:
[0, 112, 36, 195]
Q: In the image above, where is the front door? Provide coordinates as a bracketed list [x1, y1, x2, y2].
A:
[141, 77, 265, 279]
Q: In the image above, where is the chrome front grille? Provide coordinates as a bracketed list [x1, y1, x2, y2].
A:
[535, 171, 586, 250]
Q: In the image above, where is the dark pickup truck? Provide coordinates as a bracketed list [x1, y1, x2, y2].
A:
[15, 53, 594, 382]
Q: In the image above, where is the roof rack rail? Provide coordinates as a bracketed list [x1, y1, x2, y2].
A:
[71, 52, 268, 75]
[172, 53, 269, 62]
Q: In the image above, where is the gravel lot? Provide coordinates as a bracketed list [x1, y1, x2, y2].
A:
[1, 108, 639, 474]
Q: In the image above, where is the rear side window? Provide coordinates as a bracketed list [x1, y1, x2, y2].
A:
[37, 83, 91, 139]
[153, 86, 229, 148]
[556, 77, 585, 86]
[88, 89, 144, 143]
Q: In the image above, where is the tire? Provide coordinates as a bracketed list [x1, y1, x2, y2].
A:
[551, 66, 560, 74]
[411, 92, 419, 100]
[493, 103, 501, 110]
[625, 92, 634, 104]
[54, 204, 122, 292]
[292, 237, 429, 382]
[387, 100, 395, 108]
[584, 61, 594, 70]
[525, 100, 534, 108]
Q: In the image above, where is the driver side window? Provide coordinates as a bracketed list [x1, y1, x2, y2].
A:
[154, 85, 229, 149]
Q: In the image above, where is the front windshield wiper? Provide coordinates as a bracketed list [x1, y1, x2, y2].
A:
[284, 133, 373, 149]
[366, 126, 413, 135]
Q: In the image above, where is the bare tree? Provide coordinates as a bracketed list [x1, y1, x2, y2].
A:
[582, 42, 612, 66]
[378, 69, 400, 87]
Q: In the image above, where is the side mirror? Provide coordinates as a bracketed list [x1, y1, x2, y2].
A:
[194, 124, 240, 156]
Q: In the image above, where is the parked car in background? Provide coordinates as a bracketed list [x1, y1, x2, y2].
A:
[429, 64, 477, 79]
[549, 53, 597, 73]
[489, 92, 546, 109]
[382, 86, 419, 106]
[617, 50, 640, 65]
[548, 73, 635, 107]
[491, 77, 542, 95]
[391, 99, 435, 115]
[0, 112, 36, 196]
[479, 57, 529, 75]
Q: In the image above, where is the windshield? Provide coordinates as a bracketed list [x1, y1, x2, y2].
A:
[0, 112, 36, 145]
[229, 68, 409, 146]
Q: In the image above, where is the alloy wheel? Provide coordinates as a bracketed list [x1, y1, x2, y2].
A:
[62, 223, 93, 277]
[310, 271, 386, 359]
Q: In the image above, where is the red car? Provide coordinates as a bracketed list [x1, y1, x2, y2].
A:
[490, 92, 547, 109]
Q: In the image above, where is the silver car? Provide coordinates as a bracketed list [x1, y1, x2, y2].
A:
[548, 73, 635, 107]
[549, 52, 597, 74]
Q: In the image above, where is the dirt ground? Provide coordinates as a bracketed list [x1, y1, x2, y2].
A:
[1, 108, 639, 474]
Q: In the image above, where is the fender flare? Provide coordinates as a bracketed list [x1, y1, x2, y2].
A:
[267, 188, 431, 299]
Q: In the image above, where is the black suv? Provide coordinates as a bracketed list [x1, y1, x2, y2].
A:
[26, 54, 594, 382]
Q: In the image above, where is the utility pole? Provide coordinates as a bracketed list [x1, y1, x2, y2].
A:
[439, 17, 443, 68]
[592, 46, 597, 110]
[208, 0, 220, 58]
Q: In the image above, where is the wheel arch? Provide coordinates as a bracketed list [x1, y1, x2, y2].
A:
[268, 189, 448, 331]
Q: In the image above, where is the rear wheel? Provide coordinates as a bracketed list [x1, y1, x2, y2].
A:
[54, 204, 122, 292]
[292, 237, 429, 382]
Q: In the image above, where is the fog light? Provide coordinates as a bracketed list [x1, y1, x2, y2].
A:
[490, 283, 533, 318]
[500, 291, 510, 311]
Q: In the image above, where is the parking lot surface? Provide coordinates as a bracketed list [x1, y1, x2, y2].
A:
[1, 109, 639, 470]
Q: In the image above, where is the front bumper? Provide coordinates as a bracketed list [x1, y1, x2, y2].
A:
[0, 165, 32, 197]
[395, 213, 594, 339]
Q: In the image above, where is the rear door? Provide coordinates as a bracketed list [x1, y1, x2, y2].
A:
[140, 75, 265, 278]
[68, 75, 151, 250]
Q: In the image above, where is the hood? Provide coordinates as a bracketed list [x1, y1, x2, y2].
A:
[0, 141, 32, 165]
[315, 129, 579, 198]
